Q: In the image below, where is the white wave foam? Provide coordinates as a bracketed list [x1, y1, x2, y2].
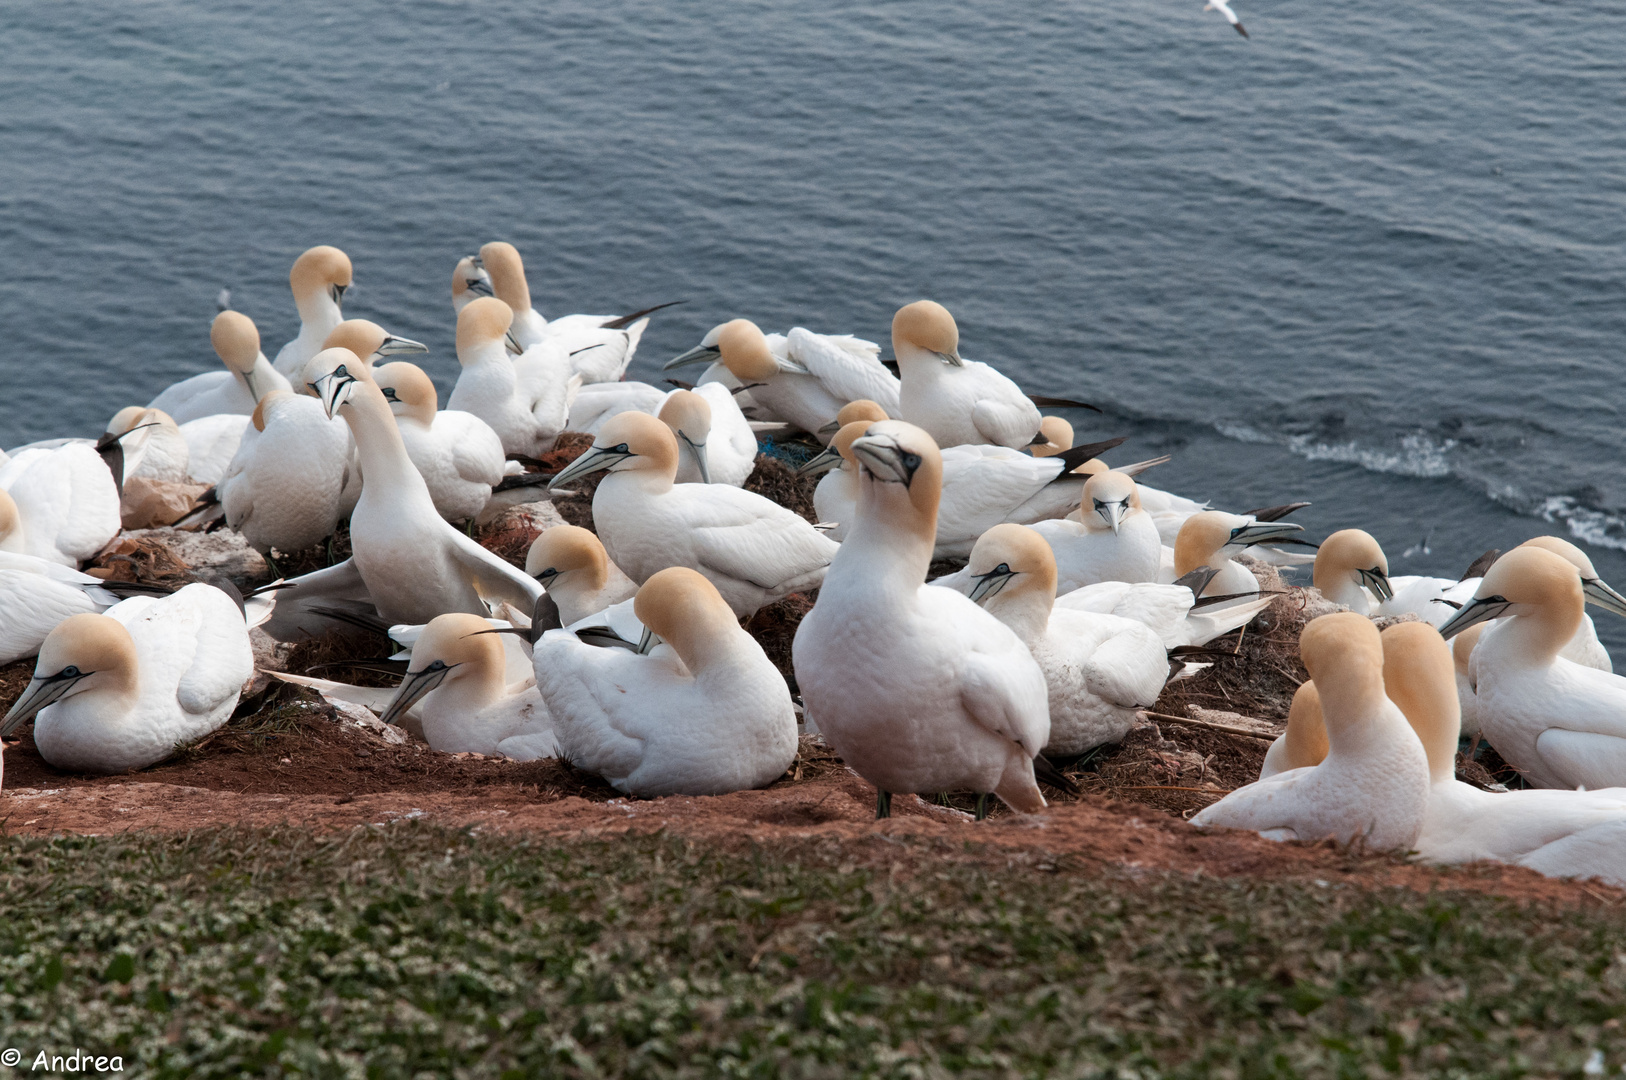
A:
[1540, 496, 1626, 552]
[1213, 422, 1274, 445]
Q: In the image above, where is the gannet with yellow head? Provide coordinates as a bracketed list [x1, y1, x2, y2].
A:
[1025, 470, 1166, 593]
[0, 439, 121, 567]
[217, 387, 354, 555]
[445, 296, 580, 457]
[524, 525, 638, 624]
[890, 300, 1043, 451]
[657, 386, 758, 487]
[272, 245, 353, 379]
[1169, 510, 1305, 597]
[451, 253, 493, 314]
[1258, 682, 1329, 780]
[373, 360, 505, 524]
[149, 309, 294, 423]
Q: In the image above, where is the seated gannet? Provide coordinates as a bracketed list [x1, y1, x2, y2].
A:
[524, 525, 638, 623]
[0, 441, 120, 567]
[1035, 415, 1203, 545]
[1190, 612, 1430, 847]
[658, 387, 758, 487]
[535, 566, 797, 795]
[1438, 547, 1626, 791]
[373, 361, 504, 523]
[549, 411, 837, 618]
[1258, 682, 1328, 780]
[378, 612, 556, 759]
[176, 412, 251, 487]
[567, 380, 668, 436]
[272, 245, 353, 380]
[665, 319, 900, 440]
[959, 524, 1169, 756]
[446, 297, 580, 457]
[1026, 471, 1166, 593]
[792, 420, 1055, 819]
[0, 582, 253, 774]
[892, 300, 1044, 451]
[1163, 510, 1305, 596]
[218, 390, 354, 556]
[149, 310, 292, 423]
[1051, 575, 1274, 650]
[0, 542, 124, 665]
[451, 254, 493, 313]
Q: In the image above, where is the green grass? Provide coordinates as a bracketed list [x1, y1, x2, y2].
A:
[0, 825, 1622, 1077]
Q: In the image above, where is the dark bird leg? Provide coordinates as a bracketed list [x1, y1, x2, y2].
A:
[876, 790, 892, 820]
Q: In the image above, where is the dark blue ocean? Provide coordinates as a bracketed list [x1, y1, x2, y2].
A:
[3, 1, 1624, 644]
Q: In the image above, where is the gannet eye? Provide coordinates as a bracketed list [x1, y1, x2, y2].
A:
[424, 660, 447, 672]
[993, 563, 1010, 575]
[59, 666, 80, 678]
[1093, 500, 1107, 512]
[335, 364, 350, 378]
[612, 444, 630, 454]
[382, 387, 400, 402]
[902, 452, 921, 471]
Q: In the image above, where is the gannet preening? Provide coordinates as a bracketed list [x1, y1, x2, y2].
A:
[1258, 682, 1328, 781]
[959, 524, 1169, 756]
[451, 254, 492, 313]
[446, 297, 580, 457]
[1167, 510, 1305, 596]
[567, 381, 668, 437]
[149, 310, 292, 423]
[218, 390, 353, 556]
[535, 567, 798, 796]
[1051, 575, 1275, 651]
[658, 387, 758, 487]
[1030, 416, 1073, 458]
[793, 421, 1056, 819]
[321, 318, 427, 372]
[892, 301, 1049, 451]
[1025, 471, 1165, 593]
[372, 361, 505, 523]
[1311, 529, 1396, 616]
[549, 411, 837, 617]
[0, 542, 126, 665]
[665, 320, 900, 440]
[1438, 547, 1626, 791]
[378, 612, 556, 759]
[1190, 613, 1430, 847]
[0, 441, 121, 567]
[272, 245, 353, 379]
[1204, 0, 1248, 37]
[104, 407, 190, 485]
[0, 583, 253, 774]
[524, 525, 638, 624]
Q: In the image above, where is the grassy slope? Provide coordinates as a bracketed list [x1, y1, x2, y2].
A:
[0, 825, 1622, 1078]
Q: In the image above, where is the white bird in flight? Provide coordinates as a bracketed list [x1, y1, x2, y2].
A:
[1205, 0, 1249, 38]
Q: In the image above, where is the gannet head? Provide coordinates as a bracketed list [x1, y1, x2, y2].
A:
[289, 245, 352, 308]
[373, 361, 438, 426]
[479, 241, 533, 316]
[799, 415, 880, 476]
[1437, 545, 1583, 646]
[525, 524, 610, 592]
[1313, 528, 1392, 604]
[452, 254, 493, 312]
[305, 347, 372, 419]
[1174, 510, 1305, 577]
[210, 310, 263, 396]
[549, 410, 679, 487]
[0, 489, 23, 552]
[1, 613, 139, 736]
[1080, 470, 1140, 535]
[456, 296, 522, 362]
[380, 612, 504, 727]
[250, 390, 293, 432]
[105, 405, 178, 439]
[711, 320, 779, 381]
[850, 420, 943, 539]
[1297, 612, 1386, 744]
[891, 300, 961, 367]
[1279, 681, 1329, 771]
[664, 322, 728, 371]
[1031, 416, 1073, 458]
[633, 566, 739, 670]
[1521, 535, 1626, 618]
[658, 390, 715, 484]
[815, 398, 891, 439]
[323, 319, 427, 366]
[965, 522, 1058, 606]
[1380, 621, 1459, 783]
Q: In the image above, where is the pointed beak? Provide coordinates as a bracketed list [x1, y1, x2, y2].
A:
[678, 433, 712, 484]
[851, 436, 918, 486]
[379, 663, 456, 728]
[550, 445, 633, 488]
[464, 277, 493, 297]
[1095, 499, 1127, 535]
[378, 335, 428, 357]
[637, 625, 660, 655]
[1228, 521, 1306, 547]
[817, 419, 842, 436]
[967, 565, 1017, 604]
[1356, 566, 1394, 603]
[1583, 577, 1626, 620]
[241, 370, 261, 402]
[935, 349, 964, 367]
[1436, 595, 1514, 640]
[797, 445, 845, 476]
[309, 369, 358, 420]
[663, 344, 720, 371]
[330, 283, 347, 305]
[1, 670, 89, 736]
[504, 330, 524, 356]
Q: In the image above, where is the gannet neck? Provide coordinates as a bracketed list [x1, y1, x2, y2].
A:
[480, 242, 534, 316]
[38, 612, 140, 710]
[1299, 612, 1391, 758]
[968, 523, 1057, 642]
[1468, 547, 1583, 663]
[341, 379, 421, 492]
[1380, 622, 1460, 783]
[290, 245, 351, 325]
[1282, 682, 1329, 770]
[634, 567, 742, 674]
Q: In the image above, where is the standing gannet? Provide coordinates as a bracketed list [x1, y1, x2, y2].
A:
[0, 545, 124, 665]
[218, 390, 353, 556]
[535, 566, 797, 796]
[1190, 613, 1430, 847]
[272, 246, 353, 380]
[665, 320, 900, 440]
[892, 300, 1044, 451]
[378, 612, 556, 758]
[1026, 471, 1166, 593]
[373, 361, 505, 523]
[1438, 547, 1626, 791]
[446, 297, 579, 457]
[549, 411, 837, 617]
[524, 525, 638, 624]
[1204, 0, 1248, 37]
[793, 421, 1055, 819]
[149, 310, 292, 423]
[958, 524, 1169, 756]
[0, 441, 121, 567]
[1258, 682, 1328, 780]
[303, 347, 543, 624]
[0, 583, 253, 774]
[451, 254, 492, 313]
[1166, 510, 1305, 597]
[658, 387, 757, 487]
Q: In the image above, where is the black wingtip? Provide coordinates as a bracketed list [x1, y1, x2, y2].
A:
[600, 300, 685, 330]
[1171, 565, 1223, 596]
[1244, 501, 1310, 523]
[1028, 395, 1103, 413]
[1459, 548, 1501, 581]
[493, 471, 557, 492]
[1050, 436, 1129, 476]
[1032, 753, 1080, 795]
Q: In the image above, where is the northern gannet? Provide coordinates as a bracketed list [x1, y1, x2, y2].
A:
[958, 523, 1169, 756]
[658, 386, 758, 487]
[378, 612, 556, 758]
[320, 318, 428, 372]
[451, 254, 492, 313]
[1038, 415, 1201, 545]
[1027, 471, 1166, 592]
[567, 381, 668, 437]
[524, 525, 638, 624]
[149, 310, 292, 423]
[549, 411, 837, 617]
[1204, 0, 1248, 37]
[534, 567, 798, 795]
[104, 407, 190, 484]
[0, 545, 124, 665]
[1052, 576, 1274, 651]
[892, 300, 1043, 451]
[1258, 682, 1328, 781]
[792, 421, 1055, 819]
[1167, 510, 1305, 596]
[0, 582, 253, 774]
[272, 246, 353, 380]
[1190, 612, 1430, 847]
[446, 297, 579, 457]
[373, 361, 505, 523]
[1438, 547, 1626, 790]
[0, 441, 121, 566]
[218, 390, 354, 556]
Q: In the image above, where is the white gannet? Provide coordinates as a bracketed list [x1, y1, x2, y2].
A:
[1311, 529, 1397, 616]
[320, 318, 428, 374]
[378, 612, 556, 758]
[524, 525, 638, 624]
[373, 361, 505, 523]
[804, 400, 893, 540]
[1190, 612, 1430, 847]
[0, 441, 121, 566]
[792, 420, 1056, 819]
[1166, 510, 1305, 596]
[218, 390, 353, 556]
[272, 245, 353, 380]
[1205, 0, 1248, 37]
[658, 386, 757, 487]
[1438, 547, 1626, 791]
[534, 566, 797, 796]
[0, 543, 125, 665]
[665, 320, 900, 440]
[446, 297, 580, 457]
[959, 524, 1169, 756]
[0, 582, 253, 774]
[149, 310, 293, 423]
[1026, 471, 1166, 593]
[566, 380, 669, 436]
[451, 254, 493, 314]
[1038, 415, 1202, 546]
[549, 411, 837, 618]
[104, 407, 190, 484]
[1052, 575, 1274, 651]
[1258, 682, 1328, 781]
[892, 300, 1043, 451]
